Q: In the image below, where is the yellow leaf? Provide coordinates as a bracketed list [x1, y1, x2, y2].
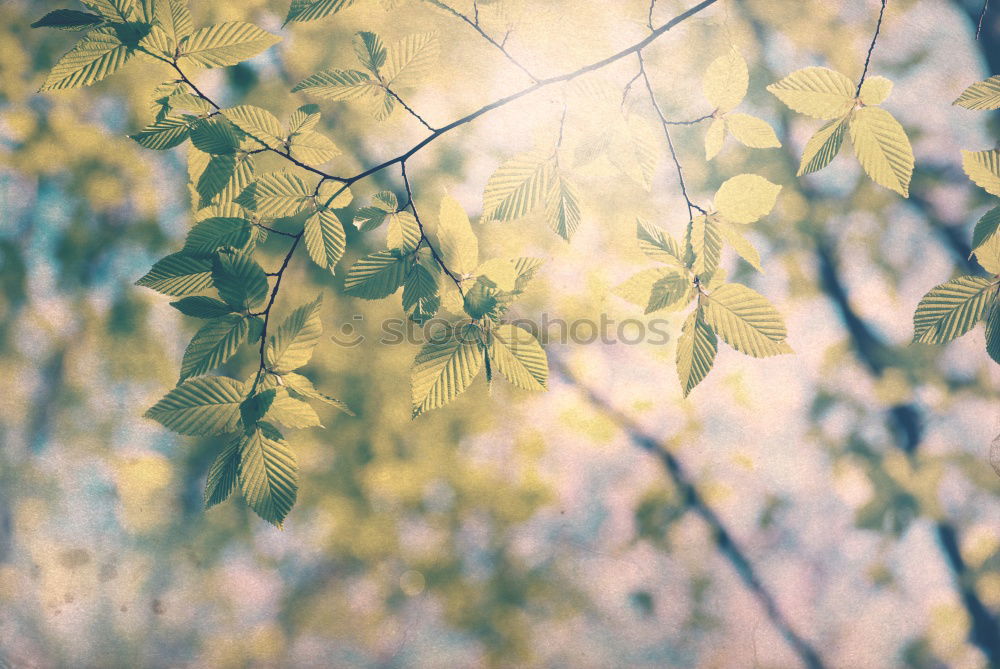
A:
[437, 195, 479, 275]
[703, 51, 748, 113]
[798, 115, 849, 176]
[962, 149, 1000, 197]
[859, 76, 893, 106]
[767, 66, 856, 119]
[713, 174, 781, 224]
[704, 117, 726, 160]
[726, 113, 781, 149]
[975, 233, 1000, 274]
[954, 75, 1000, 110]
[476, 258, 518, 291]
[849, 107, 914, 197]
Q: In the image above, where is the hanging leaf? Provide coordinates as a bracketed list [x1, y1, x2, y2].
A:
[145, 376, 245, 435]
[352, 31, 386, 75]
[130, 116, 191, 150]
[212, 252, 269, 311]
[412, 323, 483, 416]
[437, 195, 479, 275]
[304, 209, 346, 274]
[703, 283, 792, 358]
[767, 67, 856, 119]
[177, 22, 281, 69]
[344, 251, 409, 299]
[238, 422, 298, 527]
[713, 174, 781, 224]
[961, 150, 1000, 197]
[144, 0, 193, 45]
[859, 76, 893, 106]
[387, 211, 421, 252]
[704, 117, 726, 160]
[798, 115, 849, 176]
[287, 104, 321, 134]
[204, 435, 240, 509]
[236, 171, 314, 217]
[136, 252, 213, 296]
[702, 51, 748, 113]
[718, 221, 763, 272]
[637, 219, 683, 265]
[383, 32, 439, 87]
[40, 26, 134, 91]
[285, 0, 359, 24]
[265, 390, 323, 429]
[849, 107, 914, 197]
[291, 69, 381, 101]
[179, 314, 250, 382]
[190, 117, 241, 155]
[266, 295, 323, 374]
[676, 307, 717, 397]
[726, 113, 781, 149]
[972, 207, 1000, 253]
[646, 270, 691, 314]
[283, 372, 354, 415]
[954, 75, 1000, 111]
[183, 217, 253, 256]
[912, 275, 996, 344]
[488, 324, 547, 391]
[976, 234, 1000, 274]
[170, 296, 233, 319]
[223, 105, 285, 149]
[690, 215, 722, 277]
[482, 152, 554, 222]
[615, 268, 679, 308]
[986, 305, 1000, 364]
[545, 172, 582, 241]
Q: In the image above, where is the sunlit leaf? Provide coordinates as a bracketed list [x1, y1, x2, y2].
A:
[726, 113, 781, 149]
[438, 195, 479, 275]
[849, 107, 914, 197]
[304, 209, 346, 274]
[285, 0, 359, 24]
[912, 275, 995, 344]
[703, 283, 791, 358]
[236, 171, 313, 217]
[136, 252, 213, 296]
[676, 307, 716, 397]
[238, 422, 298, 527]
[545, 172, 582, 240]
[288, 131, 341, 166]
[488, 324, 547, 390]
[344, 251, 409, 299]
[177, 22, 281, 69]
[145, 376, 245, 435]
[767, 67, 856, 119]
[204, 435, 240, 509]
[954, 75, 1000, 111]
[383, 32, 439, 87]
[713, 174, 781, 224]
[31, 9, 105, 31]
[798, 115, 849, 176]
[40, 26, 134, 91]
[703, 51, 748, 113]
[212, 252, 269, 311]
[266, 295, 323, 374]
[961, 149, 1000, 197]
[704, 117, 725, 160]
[180, 314, 250, 381]
[412, 323, 483, 416]
[223, 105, 285, 149]
[859, 76, 892, 106]
[130, 116, 191, 150]
[482, 152, 554, 222]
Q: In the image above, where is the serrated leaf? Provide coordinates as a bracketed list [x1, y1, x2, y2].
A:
[545, 172, 582, 240]
[240, 389, 276, 430]
[850, 107, 914, 197]
[32, 10, 105, 31]
[288, 131, 341, 166]
[403, 260, 440, 320]
[975, 235, 1000, 274]
[476, 258, 518, 292]
[223, 105, 284, 149]
[193, 153, 254, 209]
[143, 0, 193, 44]
[170, 296, 233, 319]
[615, 268, 677, 308]
[767, 67, 856, 119]
[704, 117, 725, 160]
[285, 0, 359, 24]
[387, 211, 421, 252]
[82, 0, 135, 20]
[136, 252, 213, 296]
[40, 26, 134, 91]
[264, 390, 323, 429]
[718, 220, 763, 272]
[972, 207, 1000, 253]
[283, 372, 353, 415]
[690, 214, 722, 277]
[637, 218, 683, 265]
[344, 251, 408, 299]
[412, 323, 483, 416]
[703, 283, 791, 358]
[647, 270, 691, 314]
[303, 209, 346, 274]
[212, 252, 268, 311]
[190, 116, 241, 155]
[353, 31, 386, 74]
[676, 308, 717, 397]
[726, 113, 781, 149]
[180, 314, 250, 381]
[703, 51, 748, 113]
[482, 152, 554, 222]
[138, 24, 174, 60]
[184, 217, 252, 256]
[713, 174, 781, 224]
[238, 422, 298, 527]
[353, 206, 387, 231]
[798, 115, 849, 176]
[287, 104, 321, 134]
[962, 150, 1000, 197]
[913, 275, 995, 344]
[178, 22, 281, 69]
[267, 295, 323, 374]
[130, 116, 190, 150]
[145, 376, 244, 435]
[204, 435, 240, 509]
[291, 69, 380, 101]
[236, 171, 313, 217]
[987, 305, 1000, 364]
[383, 32, 439, 87]
[316, 182, 353, 210]
[954, 75, 1000, 111]
[488, 324, 547, 390]
[859, 76, 892, 106]
[438, 195, 479, 275]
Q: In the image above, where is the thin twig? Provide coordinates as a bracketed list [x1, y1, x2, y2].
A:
[856, 0, 888, 96]
[385, 86, 436, 131]
[251, 232, 303, 393]
[977, 0, 991, 39]
[400, 161, 466, 294]
[256, 223, 298, 238]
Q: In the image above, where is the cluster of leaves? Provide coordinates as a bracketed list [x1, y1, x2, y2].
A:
[702, 51, 782, 159]
[768, 67, 914, 197]
[912, 75, 1000, 361]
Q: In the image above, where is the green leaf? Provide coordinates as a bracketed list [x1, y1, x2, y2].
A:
[637, 218, 683, 265]
[170, 296, 233, 319]
[264, 390, 323, 429]
[387, 211, 421, 252]
[767, 67, 856, 119]
[283, 372, 354, 415]
[82, 0, 135, 20]
[545, 172, 582, 240]
[859, 76, 893, 106]
[193, 153, 254, 209]
[142, 0, 193, 44]
[973, 207, 1000, 254]
[713, 174, 781, 224]
[383, 32, 439, 87]
[40, 26, 134, 91]
[316, 182, 353, 210]
[402, 260, 440, 322]
[287, 104, 321, 134]
[986, 304, 1000, 364]
[236, 171, 313, 217]
[136, 252, 213, 296]
[291, 69, 380, 101]
[223, 105, 285, 149]
[183, 217, 252, 256]
[690, 214, 722, 277]
[961, 150, 1000, 197]
[267, 295, 323, 374]
[372, 191, 398, 212]
[352, 31, 386, 74]
[703, 283, 792, 358]
[238, 422, 298, 527]
[303, 209, 346, 274]
[204, 435, 240, 509]
[177, 22, 281, 69]
[954, 75, 1000, 111]
[344, 251, 408, 299]
[646, 270, 691, 314]
[144, 375, 244, 435]
[849, 107, 914, 197]
[676, 307, 717, 397]
[976, 234, 1000, 274]
[726, 113, 781, 149]
[798, 115, 849, 176]
[288, 131, 341, 166]
[31, 10, 105, 31]
[482, 152, 554, 223]
[702, 51, 748, 113]
[130, 116, 191, 150]
[437, 195, 479, 275]
[488, 324, 547, 391]
[412, 323, 483, 416]
[212, 252, 269, 311]
[285, 0, 359, 24]
[704, 117, 726, 160]
[179, 314, 250, 382]
[190, 116, 241, 155]
[138, 24, 175, 59]
[912, 275, 995, 344]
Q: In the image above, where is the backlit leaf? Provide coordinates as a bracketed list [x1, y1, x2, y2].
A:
[304, 209, 346, 274]
[238, 422, 298, 527]
[767, 67, 856, 119]
[482, 152, 554, 222]
[726, 113, 781, 149]
[713, 174, 781, 224]
[850, 107, 914, 197]
[703, 51, 748, 113]
[438, 195, 479, 275]
[136, 252, 213, 296]
[798, 115, 849, 176]
[344, 251, 408, 299]
[912, 275, 995, 344]
[145, 376, 244, 435]
[266, 295, 323, 374]
[859, 76, 892, 106]
[703, 283, 791, 358]
[40, 26, 134, 91]
[412, 323, 483, 416]
[178, 22, 281, 69]
[180, 314, 250, 381]
[488, 324, 547, 390]
[961, 149, 1000, 197]
[954, 75, 1000, 111]
[676, 307, 717, 397]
